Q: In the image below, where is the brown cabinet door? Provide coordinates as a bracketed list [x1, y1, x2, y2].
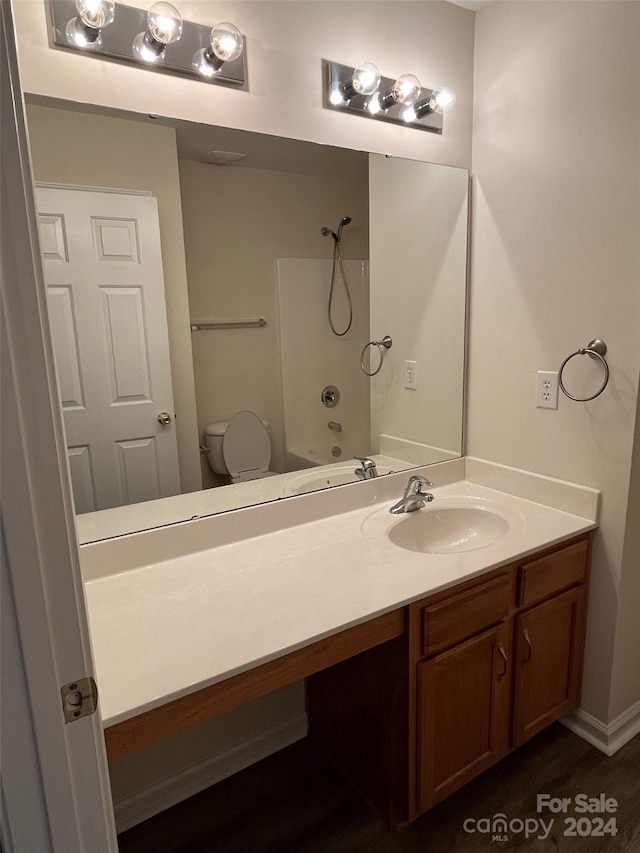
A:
[417, 622, 511, 814]
[512, 585, 586, 747]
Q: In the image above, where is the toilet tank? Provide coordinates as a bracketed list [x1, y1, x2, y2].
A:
[204, 421, 229, 475]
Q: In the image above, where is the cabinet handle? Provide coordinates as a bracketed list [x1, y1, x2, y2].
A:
[497, 642, 508, 680]
[522, 628, 533, 662]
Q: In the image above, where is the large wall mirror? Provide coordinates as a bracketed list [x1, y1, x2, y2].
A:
[25, 95, 468, 544]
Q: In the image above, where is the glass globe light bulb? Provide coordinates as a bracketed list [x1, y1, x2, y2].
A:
[147, 2, 183, 45]
[210, 22, 243, 62]
[430, 85, 457, 113]
[192, 21, 243, 77]
[66, 0, 114, 47]
[76, 0, 115, 29]
[350, 62, 380, 97]
[133, 1, 182, 63]
[392, 73, 421, 106]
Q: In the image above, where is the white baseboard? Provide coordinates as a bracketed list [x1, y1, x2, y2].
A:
[561, 700, 640, 756]
[114, 712, 308, 833]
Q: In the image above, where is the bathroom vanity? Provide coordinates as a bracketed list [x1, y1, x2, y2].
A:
[81, 461, 597, 827]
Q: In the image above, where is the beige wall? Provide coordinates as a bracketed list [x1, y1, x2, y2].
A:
[14, 1, 475, 169]
[611, 398, 640, 719]
[26, 104, 202, 495]
[179, 158, 369, 483]
[470, 1, 640, 723]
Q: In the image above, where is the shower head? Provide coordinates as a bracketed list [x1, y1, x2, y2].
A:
[336, 216, 352, 242]
[322, 217, 352, 243]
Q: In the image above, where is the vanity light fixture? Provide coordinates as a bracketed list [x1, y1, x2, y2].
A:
[65, 0, 116, 48]
[49, 0, 247, 89]
[192, 22, 244, 77]
[323, 59, 450, 134]
[132, 1, 183, 64]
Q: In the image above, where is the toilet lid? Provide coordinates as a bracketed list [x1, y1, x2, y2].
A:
[223, 410, 271, 477]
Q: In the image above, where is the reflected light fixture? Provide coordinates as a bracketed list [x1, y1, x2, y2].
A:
[65, 0, 115, 48]
[133, 1, 183, 63]
[402, 85, 457, 121]
[192, 21, 244, 77]
[329, 61, 381, 105]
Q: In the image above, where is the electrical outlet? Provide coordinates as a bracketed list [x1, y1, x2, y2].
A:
[536, 371, 558, 409]
[404, 360, 417, 390]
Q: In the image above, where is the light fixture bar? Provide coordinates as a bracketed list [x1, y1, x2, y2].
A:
[48, 0, 247, 89]
[323, 60, 444, 134]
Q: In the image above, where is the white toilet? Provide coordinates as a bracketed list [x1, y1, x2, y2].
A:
[205, 410, 277, 483]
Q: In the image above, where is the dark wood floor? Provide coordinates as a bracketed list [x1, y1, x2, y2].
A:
[118, 724, 640, 852]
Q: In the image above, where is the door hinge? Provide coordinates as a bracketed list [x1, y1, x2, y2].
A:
[61, 676, 98, 723]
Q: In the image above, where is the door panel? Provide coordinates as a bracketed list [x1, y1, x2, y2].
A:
[36, 185, 180, 512]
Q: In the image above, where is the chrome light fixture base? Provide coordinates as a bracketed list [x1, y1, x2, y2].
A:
[48, 0, 247, 89]
[323, 60, 443, 134]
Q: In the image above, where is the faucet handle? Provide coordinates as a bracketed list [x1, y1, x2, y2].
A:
[355, 456, 376, 469]
[407, 474, 434, 491]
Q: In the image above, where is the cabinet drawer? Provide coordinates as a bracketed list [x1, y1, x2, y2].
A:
[517, 538, 588, 608]
[421, 574, 511, 657]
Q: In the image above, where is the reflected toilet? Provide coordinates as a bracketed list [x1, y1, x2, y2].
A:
[205, 410, 277, 483]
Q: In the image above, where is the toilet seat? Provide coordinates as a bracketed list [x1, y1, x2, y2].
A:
[223, 410, 271, 480]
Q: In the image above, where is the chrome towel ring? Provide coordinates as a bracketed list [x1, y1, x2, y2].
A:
[559, 339, 609, 402]
[360, 335, 393, 377]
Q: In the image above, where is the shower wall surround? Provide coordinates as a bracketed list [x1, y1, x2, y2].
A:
[278, 258, 370, 467]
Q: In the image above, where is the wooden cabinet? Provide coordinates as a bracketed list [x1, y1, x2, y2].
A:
[417, 621, 511, 813]
[308, 532, 591, 827]
[512, 584, 587, 746]
[410, 532, 591, 821]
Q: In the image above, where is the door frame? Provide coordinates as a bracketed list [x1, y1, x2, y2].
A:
[1, 3, 118, 850]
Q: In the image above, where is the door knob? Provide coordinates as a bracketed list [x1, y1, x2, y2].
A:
[157, 411, 172, 425]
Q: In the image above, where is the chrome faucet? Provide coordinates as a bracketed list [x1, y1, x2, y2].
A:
[354, 457, 378, 480]
[389, 475, 434, 514]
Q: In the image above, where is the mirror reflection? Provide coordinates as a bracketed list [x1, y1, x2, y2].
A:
[25, 96, 468, 543]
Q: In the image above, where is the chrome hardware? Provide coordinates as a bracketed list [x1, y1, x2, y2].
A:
[328, 420, 342, 433]
[389, 474, 434, 514]
[331, 446, 342, 457]
[157, 411, 172, 425]
[360, 334, 393, 377]
[522, 628, 533, 662]
[321, 385, 341, 408]
[191, 318, 266, 330]
[355, 457, 378, 480]
[61, 677, 98, 723]
[497, 643, 508, 680]
[559, 338, 610, 402]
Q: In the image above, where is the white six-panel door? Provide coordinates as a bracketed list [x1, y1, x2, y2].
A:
[36, 185, 180, 513]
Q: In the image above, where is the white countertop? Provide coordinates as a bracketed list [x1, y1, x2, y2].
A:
[84, 476, 598, 728]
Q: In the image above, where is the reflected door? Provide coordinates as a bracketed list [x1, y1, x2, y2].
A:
[36, 185, 180, 513]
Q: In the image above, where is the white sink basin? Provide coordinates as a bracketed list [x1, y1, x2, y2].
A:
[387, 497, 521, 554]
[284, 465, 394, 497]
